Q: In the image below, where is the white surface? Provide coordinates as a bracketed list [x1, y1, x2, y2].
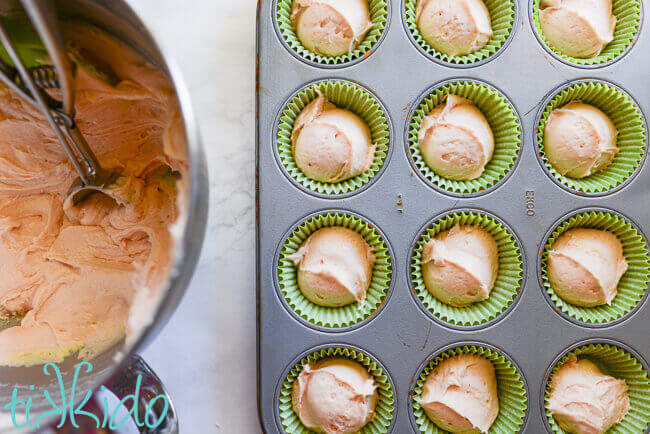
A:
[133, 0, 261, 432]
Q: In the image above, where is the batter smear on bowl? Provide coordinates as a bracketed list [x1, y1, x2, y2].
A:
[0, 23, 185, 367]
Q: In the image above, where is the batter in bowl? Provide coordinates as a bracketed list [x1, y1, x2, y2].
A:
[0, 22, 185, 366]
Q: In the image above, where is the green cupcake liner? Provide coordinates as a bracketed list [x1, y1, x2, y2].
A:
[0, 14, 48, 68]
[544, 342, 650, 433]
[532, 0, 641, 66]
[277, 80, 391, 196]
[275, 0, 389, 65]
[540, 210, 650, 324]
[536, 81, 647, 194]
[404, 0, 516, 65]
[412, 344, 528, 433]
[408, 80, 521, 195]
[277, 212, 392, 328]
[279, 346, 395, 433]
[410, 211, 524, 327]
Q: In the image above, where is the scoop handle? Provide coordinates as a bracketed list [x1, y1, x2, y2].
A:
[20, 0, 75, 116]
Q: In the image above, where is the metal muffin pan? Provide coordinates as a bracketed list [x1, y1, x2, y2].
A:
[256, 0, 650, 432]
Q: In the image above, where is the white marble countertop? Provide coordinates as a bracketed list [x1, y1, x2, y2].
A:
[131, 0, 261, 432]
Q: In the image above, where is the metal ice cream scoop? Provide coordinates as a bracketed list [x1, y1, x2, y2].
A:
[0, 0, 128, 211]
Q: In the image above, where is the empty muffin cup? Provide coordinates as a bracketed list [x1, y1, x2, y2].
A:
[544, 341, 650, 433]
[276, 79, 391, 197]
[275, 0, 389, 66]
[411, 343, 528, 433]
[276, 211, 393, 329]
[540, 209, 650, 325]
[407, 79, 521, 196]
[532, 0, 642, 67]
[410, 210, 524, 328]
[404, 0, 516, 66]
[278, 344, 395, 433]
[536, 80, 646, 194]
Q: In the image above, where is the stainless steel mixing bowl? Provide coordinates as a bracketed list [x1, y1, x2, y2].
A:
[0, 1, 208, 432]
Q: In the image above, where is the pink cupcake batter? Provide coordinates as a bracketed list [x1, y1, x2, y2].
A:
[0, 23, 184, 366]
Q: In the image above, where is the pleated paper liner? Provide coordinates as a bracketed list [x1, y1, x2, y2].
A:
[276, 80, 391, 196]
[412, 343, 528, 433]
[536, 81, 646, 194]
[275, 0, 389, 66]
[532, 0, 641, 67]
[410, 210, 524, 328]
[404, 0, 516, 65]
[278, 345, 395, 433]
[407, 80, 521, 196]
[544, 342, 650, 433]
[277, 212, 392, 329]
[540, 210, 650, 325]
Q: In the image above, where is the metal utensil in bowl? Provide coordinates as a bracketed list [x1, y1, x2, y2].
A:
[0, 0, 132, 214]
[0, 0, 208, 432]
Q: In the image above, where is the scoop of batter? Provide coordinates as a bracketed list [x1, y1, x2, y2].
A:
[544, 102, 618, 179]
[292, 358, 378, 434]
[549, 356, 630, 434]
[0, 23, 183, 366]
[289, 227, 375, 307]
[418, 94, 494, 181]
[291, 93, 375, 183]
[540, 0, 616, 58]
[420, 353, 499, 433]
[548, 228, 627, 307]
[291, 0, 372, 57]
[422, 225, 499, 306]
[416, 0, 493, 56]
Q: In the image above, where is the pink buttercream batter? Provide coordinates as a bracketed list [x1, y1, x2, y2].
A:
[291, 0, 372, 57]
[0, 23, 184, 366]
[292, 358, 378, 433]
[549, 356, 630, 434]
[420, 353, 499, 434]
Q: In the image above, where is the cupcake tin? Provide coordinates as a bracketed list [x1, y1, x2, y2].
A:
[256, 0, 650, 432]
